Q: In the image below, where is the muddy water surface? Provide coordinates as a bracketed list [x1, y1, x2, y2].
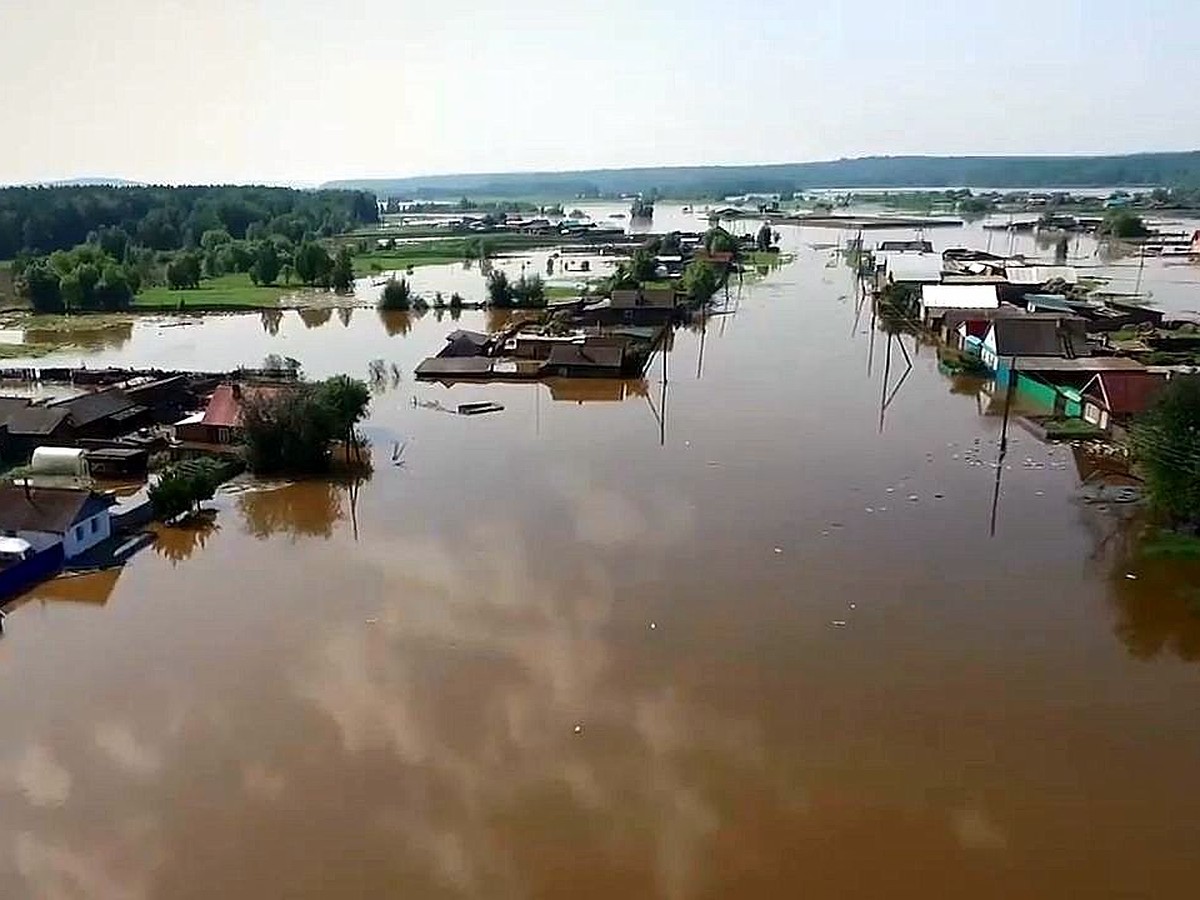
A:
[1, 213, 1199, 898]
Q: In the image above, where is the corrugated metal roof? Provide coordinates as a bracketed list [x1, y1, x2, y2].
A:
[0, 486, 110, 534]
[1005, 266, 1079, 285]
[1084, 370, 1167, 415]
[920, 284, 999, 311]
[1009, 357, 1143, 372]
[882, 253, 943, 284]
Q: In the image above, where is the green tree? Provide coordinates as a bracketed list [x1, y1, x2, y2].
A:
[756, 222, 774, 252]
[1099, 210, 1150, 239]
[330, 244, 355, 293]
[379, 277, 414, 310]
[511, 273, 546, 307]
[294, 241, 333, 286]
[487, 269, 512, 307]
[315, 375, 371, 458]
[681, 259, 718, 303]
[250, 240, 282, 285]
[166, 252, 202, 289]
[151, 459, 224, 520]
[241, 384, 339, 475]
[705, 226, 738, 255]
[1131, 376, 1200, 529]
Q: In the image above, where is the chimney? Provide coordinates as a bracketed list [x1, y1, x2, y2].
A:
[231, 383, 242, 400]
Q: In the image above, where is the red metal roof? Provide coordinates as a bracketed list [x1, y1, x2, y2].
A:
[200, 384, 283, 428]
[1087, 371, 1167, 416]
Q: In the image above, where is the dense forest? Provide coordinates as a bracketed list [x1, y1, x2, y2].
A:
[1, 185, 377, 312]
[326, 151, 1200, 199]
[0, 185, 378, 260]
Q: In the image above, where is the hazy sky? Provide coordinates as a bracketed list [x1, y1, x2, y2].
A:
[2, 0, 1197, 184]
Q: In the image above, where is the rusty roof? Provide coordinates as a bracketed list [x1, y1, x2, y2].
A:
[1084, 370, 1168, 415]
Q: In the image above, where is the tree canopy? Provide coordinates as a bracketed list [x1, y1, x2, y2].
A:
[1131, 376, 1200, 530]
[241, 376, 371, 475]
[0, 184, 377, 260]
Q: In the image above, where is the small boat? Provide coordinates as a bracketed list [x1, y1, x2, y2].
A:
[610, 213, 626, 219]
[457, 401, 505, 416]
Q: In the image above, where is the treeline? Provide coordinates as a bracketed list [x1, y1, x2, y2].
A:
[4, 185, 376, 312]
[0, 184, 378, 259]
[325, 151, 1200, 199]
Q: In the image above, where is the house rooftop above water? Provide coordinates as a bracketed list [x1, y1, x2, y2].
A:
[0, 485, 111, 534]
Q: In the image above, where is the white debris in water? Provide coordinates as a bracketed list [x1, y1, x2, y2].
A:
[908, 495, 919, 502]
[849, 602, 857, 610]
[830, 620, 848, 627]
[573, 724, 583, 734]
[865, 507, 875, 514]
[1126, 573, 1138, 581]
[774, 547, 782, 554]
[649, 622, 657, 630]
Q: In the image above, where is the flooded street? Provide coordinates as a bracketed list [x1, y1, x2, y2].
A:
[2, 209, 1200, 898]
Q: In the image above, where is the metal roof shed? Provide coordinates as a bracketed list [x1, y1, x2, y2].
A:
[919, 284, 999, 320]
[882, 252, 943, 284]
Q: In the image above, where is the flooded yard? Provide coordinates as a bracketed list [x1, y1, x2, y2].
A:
[1, 208, 1199, 898]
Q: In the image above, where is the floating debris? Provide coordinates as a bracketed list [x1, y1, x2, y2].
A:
[1125, 573, 1139, 581]
[774, 547, 782, 554]
[573, 724, 583, 734]
[907, 495, 919, 502]
[649, 622, 657, 630]
[457, 401, 505, 416]
[830, 620, 848, 627]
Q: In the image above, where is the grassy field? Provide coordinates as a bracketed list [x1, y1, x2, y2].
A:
[354, 253, 463, 275]
[135, 273, 288, 310]
[545, 285, 584, 300]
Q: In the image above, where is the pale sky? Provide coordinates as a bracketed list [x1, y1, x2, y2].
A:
[1, 0, 1197, 185]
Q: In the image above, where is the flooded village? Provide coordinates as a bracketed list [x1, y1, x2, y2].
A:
[1, 192, 1200, 898]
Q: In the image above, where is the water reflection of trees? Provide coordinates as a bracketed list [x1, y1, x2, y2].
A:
[1086, 505, 1200, 662]
[337, 307, 353, 327]
[25, 321, 134, 352]
[1110, 535, 1200, 662]
[237, 481, 346, 540]
[260, 309, 283, 335]
[153, 513, 221, 565]
[378, 309, 424, 337]
[298, 308, 333, 329]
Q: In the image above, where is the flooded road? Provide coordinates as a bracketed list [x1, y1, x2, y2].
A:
[1, 210, 1200, 898]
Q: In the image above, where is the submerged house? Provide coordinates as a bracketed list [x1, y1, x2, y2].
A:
[1081, 370, 1168, 431]
[0, 485, 113, 560]
[980, 316, 1090, 374]
[174, 383, 282, 447]
[48, 388, 149, 440]
[918, 284, 999, 328]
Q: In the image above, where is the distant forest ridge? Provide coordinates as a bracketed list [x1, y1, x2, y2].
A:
[324, 152, 1200, 198]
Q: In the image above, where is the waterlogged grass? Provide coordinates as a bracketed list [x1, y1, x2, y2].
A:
[135, 273, 288, 310]
[1141, 530, 1200, 560]
[545, 285, 583, 300]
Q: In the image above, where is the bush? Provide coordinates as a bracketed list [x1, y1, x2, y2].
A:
[1099, 210, 1150, 239]
[241, 376, 370, 475]
[151, 458, 225, 520]
[378, 277, 414, 310]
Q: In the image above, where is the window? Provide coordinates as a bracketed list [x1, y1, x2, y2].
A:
[90, 517, 99, 534]
[74, 525, 84, 541]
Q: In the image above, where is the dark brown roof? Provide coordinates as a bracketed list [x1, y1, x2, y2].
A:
[0, 396, 32, 426]
[0, 486, 111, 533]
[990, 317, 1089, 357]
[51, 388, 136, 428]
[5, 406, 70, 436]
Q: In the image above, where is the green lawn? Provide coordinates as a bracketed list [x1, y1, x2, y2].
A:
[354, 253, 463, 275]
[545, 285, 583, 299]
[135, 273, 288, 310]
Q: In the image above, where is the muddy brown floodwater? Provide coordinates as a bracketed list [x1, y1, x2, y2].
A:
[1, 209, 1200, 898]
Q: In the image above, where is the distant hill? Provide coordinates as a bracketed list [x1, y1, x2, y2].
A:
[44, 177, 144, 187]
[324, 152, 1200, 198]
